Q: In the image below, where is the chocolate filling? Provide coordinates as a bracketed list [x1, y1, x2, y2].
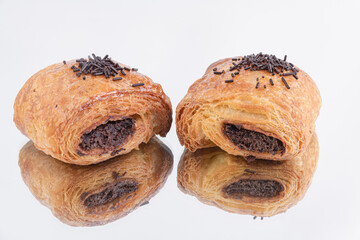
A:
[79, 118, 135, 152]
[83, 180, 138, 208]
[223, 124, 285, 155]
[224, 179, 284, 198]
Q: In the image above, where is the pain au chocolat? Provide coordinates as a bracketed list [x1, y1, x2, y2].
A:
[176, 53, 321, 161]
[14, 54, 172, 165]
[19, 137, 173, 227]
[177, 133, 318, 217]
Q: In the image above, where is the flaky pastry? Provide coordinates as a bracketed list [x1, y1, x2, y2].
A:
[176, 54, 321, 160]
[14, 56, 172, 165]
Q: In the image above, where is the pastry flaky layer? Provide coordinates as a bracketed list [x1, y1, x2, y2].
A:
[19, 137, 173, 227]
[176, 56, 321, 160]
[14, 59, 172, 165]
[177, 134, 318, 217]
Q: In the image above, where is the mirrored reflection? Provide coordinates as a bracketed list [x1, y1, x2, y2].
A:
[177, 134, 319, 218]
[19, 137, 173, 227]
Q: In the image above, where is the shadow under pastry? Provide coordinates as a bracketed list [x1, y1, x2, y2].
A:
[177, 133, 319, 217]
[19, 137, 173, 227]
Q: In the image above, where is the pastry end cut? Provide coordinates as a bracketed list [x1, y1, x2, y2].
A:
[82, 179, 138, 208]
[78, 118, 135, 155]
[223, 179, 284, 198]
[223, 123, 285, 155]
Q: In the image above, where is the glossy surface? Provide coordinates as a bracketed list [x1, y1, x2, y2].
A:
[19, 137, 173, 226]
[2, 1, 360, 240]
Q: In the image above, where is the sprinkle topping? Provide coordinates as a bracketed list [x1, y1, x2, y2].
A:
[229, 52, 298, 77]
[132, 83, 144, 87]
[213, 70, 225, 75]
[213, 53, 299, 89]
[269, 78, 274, 86]
[69, 54, 138, 82]
[281, 77, 290, 89]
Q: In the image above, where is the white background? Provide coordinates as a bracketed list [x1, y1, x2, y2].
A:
[1, 0, 359, 239]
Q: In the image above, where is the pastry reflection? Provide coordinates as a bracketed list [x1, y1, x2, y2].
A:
[19, 137, 173, 227]
[177, 134, 319, 218]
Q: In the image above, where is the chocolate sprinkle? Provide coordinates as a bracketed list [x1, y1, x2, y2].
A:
[69, 54, 137, 80]
[227, 53, 298, 89]
[281, 77, 290, 89]
[132, 83, 144, 87]
[225, 79, 234, 83]
[270, 78, 274, 86]
[113, 77, 123, 81]
[214, 70, 224, 75]
[63, 60, 66, 64]
[140, 201, 149, 207]
[255, 82, 259, 89]
[281, 72, 296, 76]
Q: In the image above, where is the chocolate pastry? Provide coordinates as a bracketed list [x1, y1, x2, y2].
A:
[19, 137, 173, 227]
[177, 134, 319, 217]
[176, 53, 321, 160]
[14, 54, 172, 165]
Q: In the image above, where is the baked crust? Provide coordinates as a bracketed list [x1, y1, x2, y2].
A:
[14, 60, 172, 165]
[176, 57, 321, 160]
[19, 137, 173, 227]
[177, 134, 318, 217]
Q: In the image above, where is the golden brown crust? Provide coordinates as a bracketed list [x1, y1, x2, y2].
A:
[19, 137, 173, 227]
[177, 134, 318, 217]
[176, 57, 321, 160]
[14, 60, 172, 165]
